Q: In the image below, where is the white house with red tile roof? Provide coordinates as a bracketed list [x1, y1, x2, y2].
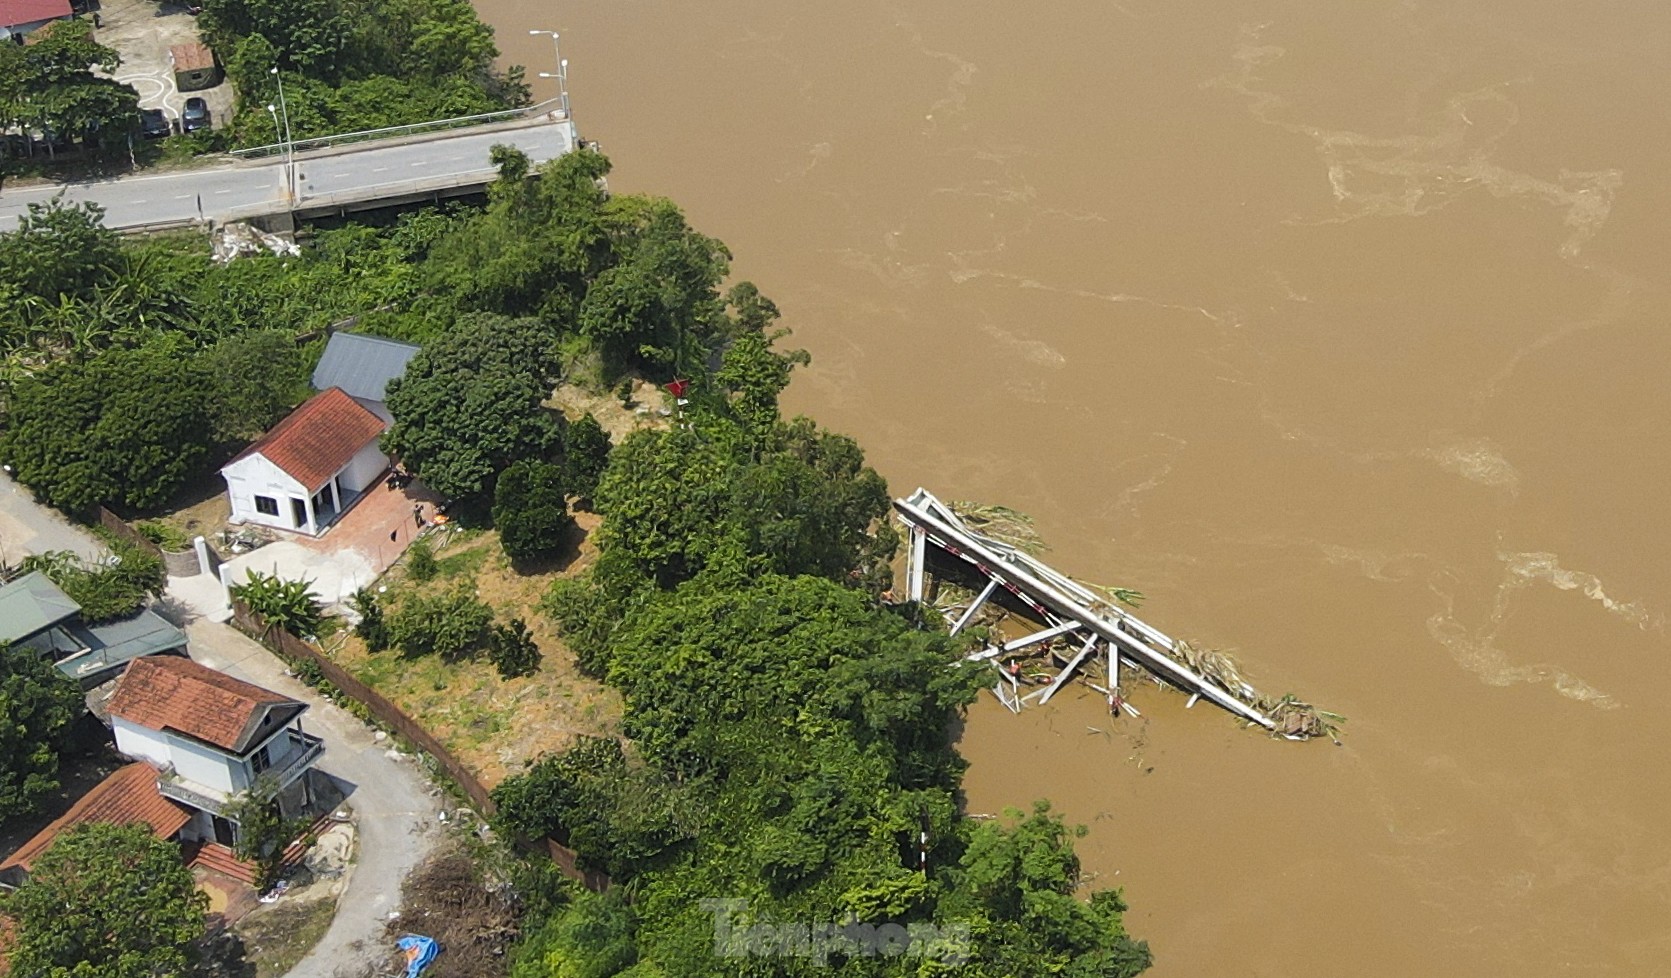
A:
[220, 386, 390, 536]
[107, 656, 324, 842]
[0, 0, 71, 39]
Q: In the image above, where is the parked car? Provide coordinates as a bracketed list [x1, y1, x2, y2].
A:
[140, 108, 173, 139]
[181, 98, 210, 133]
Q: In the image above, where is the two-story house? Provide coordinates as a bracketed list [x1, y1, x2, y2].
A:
[107, 656, 324, 846]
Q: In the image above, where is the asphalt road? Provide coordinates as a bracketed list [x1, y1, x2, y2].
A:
[0, 118, 577, 231]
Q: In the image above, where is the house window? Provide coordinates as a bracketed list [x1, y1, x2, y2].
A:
[252, 744, 272, 774]
[254, 495, 279, 516]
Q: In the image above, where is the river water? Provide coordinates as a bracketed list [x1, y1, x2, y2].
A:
[481, 2, 1671, 974]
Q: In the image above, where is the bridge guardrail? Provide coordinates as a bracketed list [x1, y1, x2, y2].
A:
[231, 98, 567, 160]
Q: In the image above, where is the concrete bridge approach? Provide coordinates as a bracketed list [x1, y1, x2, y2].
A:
[0, 107, 577, 233]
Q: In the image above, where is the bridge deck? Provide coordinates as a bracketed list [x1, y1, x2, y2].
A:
[0, 115, 577, 232]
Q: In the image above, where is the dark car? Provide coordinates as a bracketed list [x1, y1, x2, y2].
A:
[181, 98, 210, 134]
[140, 108, 173, 139]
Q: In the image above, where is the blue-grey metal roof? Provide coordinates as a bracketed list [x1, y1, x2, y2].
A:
[311, 332, 420, 404]
[0, 571, 81, 644]
[54, 611, 188, 685]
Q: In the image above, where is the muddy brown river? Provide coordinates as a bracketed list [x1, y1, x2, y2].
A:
[481, 2, 1671, 973]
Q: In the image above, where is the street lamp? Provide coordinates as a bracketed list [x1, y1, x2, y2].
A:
[269, 66, 296, 201]
[529, 30, 570, 119]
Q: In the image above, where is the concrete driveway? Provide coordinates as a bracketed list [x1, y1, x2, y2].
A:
[0, 476, 445, 977]
[95, 0, 236, 129]
[0, 472, 105, 564]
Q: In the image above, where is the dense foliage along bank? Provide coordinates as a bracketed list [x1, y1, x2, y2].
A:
[202, 0, 528, 146]
[0, 151, 1152, 976]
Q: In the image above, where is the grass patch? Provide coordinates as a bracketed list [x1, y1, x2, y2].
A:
[321, 520, 621, 786]
[231, 894, 338, 978]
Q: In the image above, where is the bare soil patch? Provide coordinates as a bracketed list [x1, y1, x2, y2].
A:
[548, 378, 670, 443]
[348, 844, 519, 978]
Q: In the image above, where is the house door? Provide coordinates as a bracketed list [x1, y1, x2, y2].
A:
[212, 815, 236, 847]
[291, 497, 308, 529]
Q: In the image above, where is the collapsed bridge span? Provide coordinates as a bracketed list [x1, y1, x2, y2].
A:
[894, 488, 1337, 741]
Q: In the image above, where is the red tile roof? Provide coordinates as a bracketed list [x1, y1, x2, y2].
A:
[0, 763, 191, 875]
[108, 656, 302, 754]
[0, 0, 71, 29]
[169, 41, 215, 72]
[227, 387, 387, 490]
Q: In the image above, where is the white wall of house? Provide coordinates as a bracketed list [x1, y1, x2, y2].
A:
[339, 440, 389, 494]
[115, 717, 247, 796]
[3, 16, 70, 37]
[169, 734, 245, 795]
[112, 717, 172, 770]
[222, 453, 312, 534]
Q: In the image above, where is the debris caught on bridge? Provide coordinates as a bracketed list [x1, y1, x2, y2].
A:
[895, 488, 1341, 742]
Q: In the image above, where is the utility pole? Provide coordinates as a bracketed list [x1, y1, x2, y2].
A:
[529, 30, 570, 119]
[269, 66, 296, 201]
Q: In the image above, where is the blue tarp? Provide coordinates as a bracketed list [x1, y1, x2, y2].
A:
[397, 935, 439, 978]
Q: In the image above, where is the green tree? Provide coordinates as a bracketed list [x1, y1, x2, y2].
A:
[0, 645, 84, 819]
[563, 413, 611, 503]
[493, 458, 571, 563]
[425, 149, 614, 319]
[5, 821, 209, 978]
[224, 779, 304, 891]
[350, 587, 391, 652]
[0, 340, 214, 514]
[19, 540, 166, 624]
[941, 803, 1152, 977]
[487, 616, 542, 679]
[576, 199, 731, 373]
[388, 586, 493, 660]
[0, 22, 137, 158]
[229, 570, 325, 638]
[382, 313, 566, 500]
[0, 196, 121, 307]
[201, 329, 310, 442]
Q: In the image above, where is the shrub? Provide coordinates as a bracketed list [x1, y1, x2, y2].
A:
[389, 586, 493, 661]
[564, 413, 612, 502]
[350, 588, 391, 652]
[136, 519, 191, 552]
[19, 540, 165, 624]
[488, 617, 541, 679]
[492, 458, 571, 562]
[406, 538, 439, 581]
[229, 569, 325, 638]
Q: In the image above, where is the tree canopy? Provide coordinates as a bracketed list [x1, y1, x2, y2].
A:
[0, 645, 84, 819]
[0, 337, 213, 513]
[0, 22, 139, 163]
[4, 821, 209, 978]
[383, 313, 566, 500]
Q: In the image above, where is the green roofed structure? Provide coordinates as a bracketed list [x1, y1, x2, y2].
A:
[0, 571, 188, 687]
